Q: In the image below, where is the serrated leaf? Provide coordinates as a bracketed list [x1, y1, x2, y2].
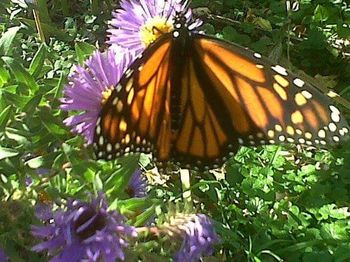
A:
[0, 26, 21, 55]
[2, 56, 39, 92]
[75, 42, 96, 64]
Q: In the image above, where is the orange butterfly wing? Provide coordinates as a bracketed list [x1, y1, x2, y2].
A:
[192, 35, 349, 147]
[94, 32, 349, 170]
[94, 36, 173, 162]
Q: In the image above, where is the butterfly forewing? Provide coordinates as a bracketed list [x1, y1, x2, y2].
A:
[94, 35, 173, 161]
[192, 35, 349, 147]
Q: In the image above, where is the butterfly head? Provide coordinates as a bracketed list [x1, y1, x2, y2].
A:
[174, 11, 188, 27]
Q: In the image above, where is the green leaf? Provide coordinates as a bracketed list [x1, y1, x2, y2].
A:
[314, 5, 329, 22]
[0, 105, 11, 131]
[25, 156, 44, 169]
[117, 198, 151, 212]
[0, 59, 10, 87]
[53, 73, 65, 99]
[0, 26, 21, 56]
[134, 205, 156, 227]
[38, 110, 67, 136]
[75, 42, 96, 64]
[103, 155, 140, 197]
[22, 94, 42, 115]
[1, 91, 30, 109]
[320, 222, 349, 241]
[5, 128, 29, 145]
[29, 44, 47, 78]
[253, 17, 272, 31]
[2, 57, 39, 92]
[0, 146, 19, 160]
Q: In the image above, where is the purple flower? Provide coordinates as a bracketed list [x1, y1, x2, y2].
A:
[108, 0, 202, 55]
[25, 176, 33, 186]
[60, 49, 132, 144]
[31, 194, 137, 261]
[0, 249, 8, 262]
[173, 214, 220, 262]
[125, 169, 148, 198]
[35, 202, 53, 222]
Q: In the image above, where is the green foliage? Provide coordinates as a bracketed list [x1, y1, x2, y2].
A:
[0, 0, 350, 261]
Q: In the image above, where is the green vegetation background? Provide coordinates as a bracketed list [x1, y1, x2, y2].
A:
[0, 0, 350, 261]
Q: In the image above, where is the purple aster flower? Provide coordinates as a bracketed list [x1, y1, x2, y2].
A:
[60, 49, 132, 144]
[25, 176, 33, 186]
[31, 193, 137, 261]
[0, 249, 8, 262]
[35, 202, 53, 222]
[170, 214, 220, 262]
[125, 169, 148, 198]
[108, 0, 202, 55]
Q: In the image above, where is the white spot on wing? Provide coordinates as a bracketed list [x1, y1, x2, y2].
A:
[271, 65, 288, 76]
[329, 105, 340, 115]
[318, 129, 326, 138]
[98, 136, 104, 146]
[112, 97, 118, 105]
[293, 78, 305, 88]
[328, 123, 337, 132]
[331, 112, 340, 123]
[106, 143, 112, 152]
[254, 52, 262, 58]
[333, 136, 340, 142]
[125, 69, 133, 78]
[96, 125, 101, 135]
[301, 90, 313, 99]
[278, 135, 286, 142]
[116, 84, 122, 92]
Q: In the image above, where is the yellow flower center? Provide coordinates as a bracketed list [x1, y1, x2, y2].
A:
[140, 16, 173, 47]
[101, 88, 113, 106]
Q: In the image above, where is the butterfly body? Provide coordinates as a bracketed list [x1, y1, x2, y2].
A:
[94, 14, 349, 170]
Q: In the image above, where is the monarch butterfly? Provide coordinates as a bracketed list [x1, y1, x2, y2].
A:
[93, 11, 349, 170]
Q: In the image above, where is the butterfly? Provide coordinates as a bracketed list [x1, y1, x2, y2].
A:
[93, 11, 349, 171]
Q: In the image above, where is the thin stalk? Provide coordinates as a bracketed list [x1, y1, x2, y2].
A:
[32, 0, 46, 43]
[180, 169, 192, 208]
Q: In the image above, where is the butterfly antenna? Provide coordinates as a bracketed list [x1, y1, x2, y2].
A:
[181, 0, 191, 12]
